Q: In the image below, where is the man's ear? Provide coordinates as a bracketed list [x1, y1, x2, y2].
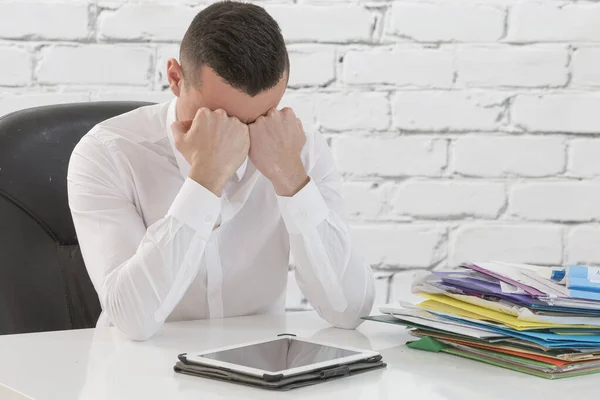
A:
[166, 58, 184, 97]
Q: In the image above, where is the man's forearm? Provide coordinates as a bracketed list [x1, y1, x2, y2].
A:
[100, 179, 221, 341]
[277, 180, 376, 329]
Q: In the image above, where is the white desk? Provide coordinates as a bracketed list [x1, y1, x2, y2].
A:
[0, 311, 597, 400]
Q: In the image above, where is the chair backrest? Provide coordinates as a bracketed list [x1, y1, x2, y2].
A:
[0, 101, 153, 335]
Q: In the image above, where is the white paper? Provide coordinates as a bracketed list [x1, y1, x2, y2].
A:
[587, 267, 600, 284]
[378, 304, 504, 339]
[390, 314, 503, 339]
[547, 298, 600, 311]
[517, 308, 600, 326]
[476, 261, 568, 298]
[499, 281, 527, 295]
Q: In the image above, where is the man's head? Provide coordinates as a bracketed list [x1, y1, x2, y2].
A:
[167, 1, 289, 124]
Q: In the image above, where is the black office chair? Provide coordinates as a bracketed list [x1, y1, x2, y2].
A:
[0, 101, 153, 335]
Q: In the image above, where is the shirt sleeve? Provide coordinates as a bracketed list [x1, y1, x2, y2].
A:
[67, 134, 220, 341]
[276, 130, 375, 329]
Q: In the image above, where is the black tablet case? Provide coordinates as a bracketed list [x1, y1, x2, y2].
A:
[174, 353, 386, 391]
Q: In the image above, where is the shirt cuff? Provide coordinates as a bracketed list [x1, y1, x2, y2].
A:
[168, 178, 221, 238]
[277, 179, 329, 235]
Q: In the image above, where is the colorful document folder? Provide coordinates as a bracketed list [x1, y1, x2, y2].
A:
[406, 336, 600, 379]
[566, 265, 600, 301]
[364, 261, 600, 379]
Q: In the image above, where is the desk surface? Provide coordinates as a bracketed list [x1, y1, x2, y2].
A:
[0, 311, 598, 400]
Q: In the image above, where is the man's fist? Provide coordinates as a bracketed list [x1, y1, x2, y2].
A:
[248, 108, 309, 197]
[172, 108, 249, 196]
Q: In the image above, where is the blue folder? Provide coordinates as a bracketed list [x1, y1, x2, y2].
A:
[567, 266, 600, 301]
[437, 314, 600, 348]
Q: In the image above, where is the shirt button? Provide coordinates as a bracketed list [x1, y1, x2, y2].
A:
[296, 209, 307, 218]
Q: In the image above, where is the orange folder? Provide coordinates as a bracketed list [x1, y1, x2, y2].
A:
[440, 337, 578, 367]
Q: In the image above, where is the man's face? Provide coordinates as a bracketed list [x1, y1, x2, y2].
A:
[171, 62, 288, 124]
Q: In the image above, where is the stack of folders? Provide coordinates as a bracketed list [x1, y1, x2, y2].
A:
[364, 262, 600, 379]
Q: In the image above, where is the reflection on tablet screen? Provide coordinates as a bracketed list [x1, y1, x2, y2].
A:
[199, 338, 360, 372]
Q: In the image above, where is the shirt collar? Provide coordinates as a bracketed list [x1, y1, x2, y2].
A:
[165, 98, 248, 181]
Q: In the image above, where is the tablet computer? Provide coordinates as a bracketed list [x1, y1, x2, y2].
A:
[184, 336, 380, 379]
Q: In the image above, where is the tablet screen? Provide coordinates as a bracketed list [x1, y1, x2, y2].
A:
[199, 338, 361, 372]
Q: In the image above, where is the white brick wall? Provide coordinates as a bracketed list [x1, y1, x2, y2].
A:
[386, 3, 505, 42]
[0, 2, 89, 40]
[452, 136, 566, 178]
[455, 46, 569, 88]
[1, 0, 600, 310]
[37, 45, 152, 85]
[0, 47, 32, 86]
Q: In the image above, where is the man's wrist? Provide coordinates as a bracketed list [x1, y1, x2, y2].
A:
[189, 165, 226, 196]
[271, 163, 310, 197]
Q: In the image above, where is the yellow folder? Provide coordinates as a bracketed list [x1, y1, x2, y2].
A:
[418, 293, 600, 331]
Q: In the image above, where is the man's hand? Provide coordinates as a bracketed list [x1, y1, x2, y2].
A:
[248, 108, 309, 197]
[172, 108, 249, 196]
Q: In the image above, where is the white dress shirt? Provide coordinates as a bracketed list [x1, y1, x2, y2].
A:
[67, 99, 375, 341]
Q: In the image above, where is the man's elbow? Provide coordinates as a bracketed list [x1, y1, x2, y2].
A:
[325, 292, 375, 330]
[331, 315, 365, 330]
[106, 312, 161, 342]
[103, 293, 162, 342]
[110, 310, 162, 342]
[127, 327, 157, 342]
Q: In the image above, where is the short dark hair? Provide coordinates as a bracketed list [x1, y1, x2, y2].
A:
[180, 1, 289, 97]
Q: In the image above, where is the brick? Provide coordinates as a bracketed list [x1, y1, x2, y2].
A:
[386, 3, 504, 42]
[512, 94, 600, 134]
[569, 139, 600, 177]
[98, 4, 199, 41]
[0, 93, 90, 118]
[567, 226, 600, 265]
[37, 46, 152, 86]
[342, 182, 387, 219]
[343, 48, 453, 88]
[288, 46, 335, 87]
[508, 3, 600, 42]
[265, 5, 374, 42]
[315, 92, 389, 131]
[279, 92, 315, 127]
[450, 224, 563, 265]
[392, 180, 506, 219]
[390, 270, 429, 304]
[98, 0, 206, 5]
[90, 91, 174, 103]
[0, 47, 31, 87]
[352, 225, 446, 268]
[299, 0, 352, 3]
[572, 48, 600, 87]
[456, 46, 568, 88]
[0, 2, 88, 40]
[509, 183, 600, 222]
[333, 137, 447, 177]
[453, 136, 566, 178]
[393, 91, 508, 131]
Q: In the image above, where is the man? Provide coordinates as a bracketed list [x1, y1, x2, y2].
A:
[67, 1, 374, 341]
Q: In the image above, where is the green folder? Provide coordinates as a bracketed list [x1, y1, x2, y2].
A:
[407, 336, 600, 379]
